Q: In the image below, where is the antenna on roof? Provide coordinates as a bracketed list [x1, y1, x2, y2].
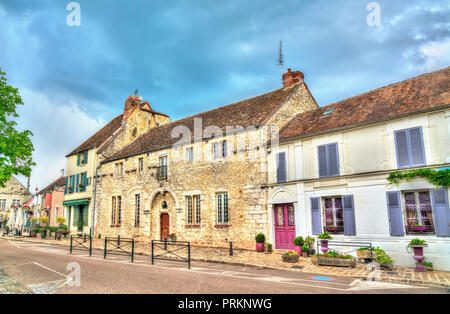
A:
[134, 89, 139, 96]
[277, 41, 284, 75]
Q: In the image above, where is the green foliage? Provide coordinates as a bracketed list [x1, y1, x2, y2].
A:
[421, 261, 433, 267]
[326, 250, 339, 257]
[301, 244, 309, 252]
[293, 236, 304, 246]
[406, 238, 427, 253]
[56, 217, 66, 225]
[376, 254, 393, 265]
[98, 233, 102, 239]
[0, 68, 36, 187]
[387, 169, 449, 187]
[318, 232, 332, 240]
[255, 233, 265, 243]
[39, 216, 49, 224]
[304, 236, 315, 249]
[267, 243, 272, 249]
[285, 250, 298, 256]
[32, 227, 41, 232]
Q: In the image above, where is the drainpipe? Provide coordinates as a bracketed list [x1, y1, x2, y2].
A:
[91, 163, 102, 237]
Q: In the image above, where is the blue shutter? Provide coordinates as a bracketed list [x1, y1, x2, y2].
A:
[75, 174, 80, 193]
[431, 188, 450, 237]
[84, 151, 88, 164]
[84, 172, 88, 191]
[327, 143, 339, 176]
[386, 191, 404, 236]
[342, 195, 356, 235]
[409, 127, 425, 166]
[77, 154, 80, 166]
[318, 145, 328, 177]
[276, 152, 287, 183]
[64, 177, 68, 194]
[70, 176, 75, 193]
[311, 197, 322, 235]
[395, 130, 410, 168]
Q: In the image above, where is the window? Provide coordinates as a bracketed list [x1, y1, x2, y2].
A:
[115, 163, 123, 177]
[394, 127, 426, 168]
[111, 196, 122, 226]
[216, 193, 229, 224]
[186, 148, 194, 162]
[0, 199, 6, 211]
[222, 141, 228, 158]
[322, 197, 344, 233]
[318, 143, 339, 178]
[403, 191, 435, 234]
[195, 196, 201, 224]
[77, 150, 88, 166]
[79, 172, 87, 192]
[186, 195, 201, 225]
[139, 158, 144, 173]
[111, 197, 116, 226]
[276, 152, 287, 183]
[12, 199, 20, 207]
[117, 196, 122, 225]
[135, 194, 141, 227]
[157, 156, 168, 180]
[213, 143, 220, 159]
[186, 196, 193, 224]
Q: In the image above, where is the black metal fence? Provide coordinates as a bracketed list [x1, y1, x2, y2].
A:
[151, 239, 191, 269]
[69, 234, 92, 256]
[104, 236, 135, 262]
[316, 240, 373, 266]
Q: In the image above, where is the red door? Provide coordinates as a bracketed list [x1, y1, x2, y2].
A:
[274, 204, 296, 250]
[160, 214, 169, 240]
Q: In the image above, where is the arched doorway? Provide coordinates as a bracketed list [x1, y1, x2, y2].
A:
[150, 191, 177, 241]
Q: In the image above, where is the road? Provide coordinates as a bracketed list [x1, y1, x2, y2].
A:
[0, 239, 446, 294]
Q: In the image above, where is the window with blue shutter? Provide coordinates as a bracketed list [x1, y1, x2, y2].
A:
[431, 188, 450, 237]
[394, 127, 426, 168]
[64, 177, 69, 194]
[75, 174, 80, 193]
[310, 197, 322, 235]
[276, 152, 287, 183]
[386, 191, 404, 236]
[77, 154, 80, 166]
[342, 195, 356, 235]
[83, 150, 88, 164]
[318, 143, 340, 178]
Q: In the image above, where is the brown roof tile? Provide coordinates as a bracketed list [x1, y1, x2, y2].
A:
[104, 84, 304, 162]
[66, 114, 123, 157]
[279, 67, 450, 141]
[38, 176, 66, 195]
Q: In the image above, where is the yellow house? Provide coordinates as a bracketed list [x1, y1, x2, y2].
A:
[268, 67, 450, 270]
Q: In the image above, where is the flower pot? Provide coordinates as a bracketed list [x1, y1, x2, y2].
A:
[294, 245, 302, 255]
[256, 242, 265, 252]
[308, 248, 316, 256]
[327, 226, 338, 232]
[41, 231, 46, 239]
[412, 226, 426, 231]
[55, 231, 62, 240]
[282, 254, 299, 263]
[30, 230, 37, 237]
[301, 251, 308, 258]
[413, 245, 426, 272]
[320, 240, 329, 254]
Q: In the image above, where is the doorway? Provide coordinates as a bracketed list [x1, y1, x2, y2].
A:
[160, 213, 169, 240]
[274, 204, 296, 249]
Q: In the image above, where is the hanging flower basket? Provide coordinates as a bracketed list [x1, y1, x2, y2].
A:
[412, 225, 426, 231]
[326, 226, 338, 232]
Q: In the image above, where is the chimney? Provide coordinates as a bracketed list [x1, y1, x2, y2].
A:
[123, 95, 142, 120]
[282, 68, 304, 88]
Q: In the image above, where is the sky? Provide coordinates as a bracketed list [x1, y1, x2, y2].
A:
[0, 0, 449, 192]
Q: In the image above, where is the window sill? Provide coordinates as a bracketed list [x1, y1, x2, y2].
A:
[110, 224, 121, 228]
[185, 224, 201, 228]
[214, 224, 231, 228]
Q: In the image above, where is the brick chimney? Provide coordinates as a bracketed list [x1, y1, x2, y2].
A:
[282, 68, 304, 88]
[123, 95, 142, 120]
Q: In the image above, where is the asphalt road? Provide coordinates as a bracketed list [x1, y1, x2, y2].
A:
[0, 239, 446, 294]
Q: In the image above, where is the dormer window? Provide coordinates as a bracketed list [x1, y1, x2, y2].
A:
[77, 151, 88, 166]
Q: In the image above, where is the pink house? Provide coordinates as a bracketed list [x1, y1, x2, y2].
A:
[37, 176, 66, 227]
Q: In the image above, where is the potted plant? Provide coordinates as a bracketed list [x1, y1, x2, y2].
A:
[40, 227, 47, 238]
[305, 236, 316, 255]
[31, 217, 38, 227]
[39, 216, 49, 226]
[255, 233, 265, 252]
[30, 227, 39, 237]
[407, 238, 427, 272]
[301, 244, 309, 257]
[282, 250, 299, 263]
[267, 243, 273, 253]
[318, 232, 332, 253]
[293, 236, 304, 254]
[311, 250, 357, 268]
[412, 224, 426, 231]
[421, 261, 433, 272]
[77, 221, 84, 234]
[56, 217, 66, 228]
[375, 254, 393, 271]
[326, 225, 338, 232]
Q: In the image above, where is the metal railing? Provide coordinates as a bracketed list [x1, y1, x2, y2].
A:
[151, 239, 190, 269]
[104, 236, 135, 262]
[316, 240, 373, 266]
[70, 234, 92, 256]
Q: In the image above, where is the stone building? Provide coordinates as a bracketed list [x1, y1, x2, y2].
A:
[94, 69, 318, 248]
[267, 67, 450, 270]
[63, 95, 171, 234]
[0, 176, 33, 228]
[37, 176, 66, 227]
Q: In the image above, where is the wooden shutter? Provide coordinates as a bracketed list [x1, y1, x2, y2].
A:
[83, 206, 89, 227]
[342, 195, 356, 235]
[409, 127, 425, 166]
[395, 130, 410, 168]
[431, 188, 450, 237]
[77, 154, 80, 166]
[84, 172, 88, 191]
[386, 191, 404, 236]
[327, 143, 339, 176]
[83, 151, 88, 164]
[75, 174, 80, 193]
[276, 152, 287, 183]
[318, 145, 328, 177]
[65, 177, 69, 194]
[310, 197, 322, 235]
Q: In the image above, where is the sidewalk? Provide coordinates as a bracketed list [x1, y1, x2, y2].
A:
[3, 236, 449, 290]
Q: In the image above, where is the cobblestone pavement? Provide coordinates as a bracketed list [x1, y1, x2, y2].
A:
[3, 236, 449, 289]
[0, 271, 31, 294]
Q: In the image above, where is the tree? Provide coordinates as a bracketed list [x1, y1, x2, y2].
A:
[0, 68, 36, 187]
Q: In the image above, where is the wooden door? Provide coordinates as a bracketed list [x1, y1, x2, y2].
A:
[274, 204, 296, 249]
[160, 213, 169, 240]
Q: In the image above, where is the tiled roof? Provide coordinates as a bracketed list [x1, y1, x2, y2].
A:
[279, 67, 450, 141]
[38, 176, 66, 195]
[104, 84, 305, 162]
[66, 114, 123, 157]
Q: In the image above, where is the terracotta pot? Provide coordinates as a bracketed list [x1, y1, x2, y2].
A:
[256, 242, 265, 252]
[294, 245, 302, 254]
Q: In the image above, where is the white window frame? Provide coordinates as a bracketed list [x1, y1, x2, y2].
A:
[216, 193, 229, 224]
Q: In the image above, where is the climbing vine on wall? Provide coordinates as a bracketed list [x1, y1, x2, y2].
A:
[387, 168, 450, 187]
